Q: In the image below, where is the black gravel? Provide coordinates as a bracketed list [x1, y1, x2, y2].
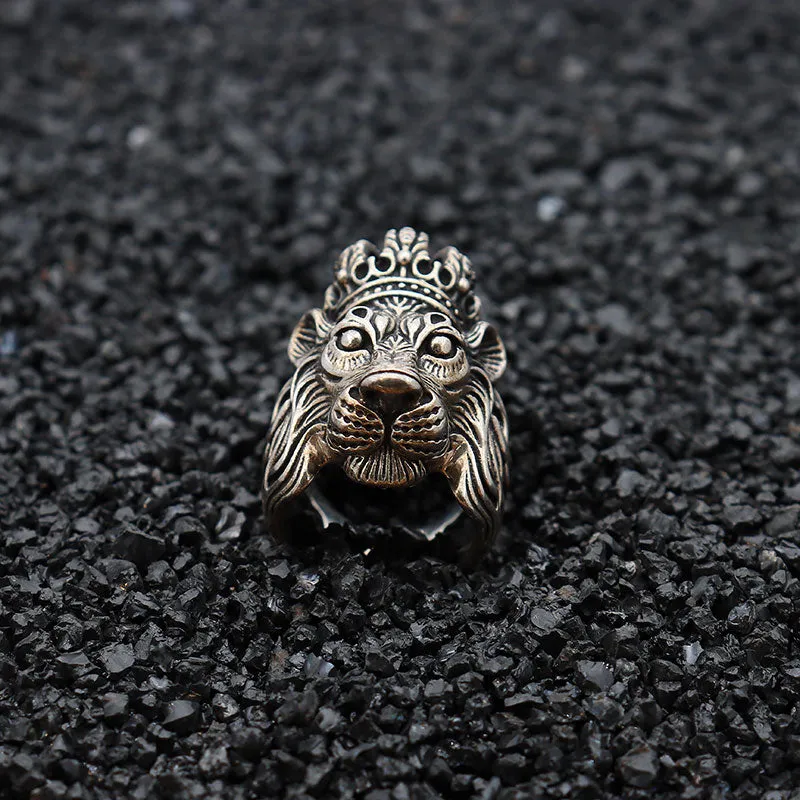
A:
[2, 1, 800, 798]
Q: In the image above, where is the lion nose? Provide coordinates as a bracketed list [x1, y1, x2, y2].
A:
[359, 371, 423, 420]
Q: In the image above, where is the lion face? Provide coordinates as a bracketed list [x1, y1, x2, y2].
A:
[262, 227, 510, 563]
[322, 299, 468, 487]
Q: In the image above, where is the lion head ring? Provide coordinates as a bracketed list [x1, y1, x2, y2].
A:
[262, 227, 509, 565]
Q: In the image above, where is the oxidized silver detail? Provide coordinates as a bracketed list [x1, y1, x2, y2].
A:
[262, 227, 509, 564]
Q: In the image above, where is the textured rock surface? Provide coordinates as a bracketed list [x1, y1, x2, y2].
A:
[1, 1, 799, 798]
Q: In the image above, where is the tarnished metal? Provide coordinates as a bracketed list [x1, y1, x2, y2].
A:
[262, 227, 509, 563]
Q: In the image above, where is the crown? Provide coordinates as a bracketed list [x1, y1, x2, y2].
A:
[322, 227, 482, 325]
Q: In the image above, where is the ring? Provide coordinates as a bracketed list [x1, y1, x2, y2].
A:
[262, 227, 509, 565]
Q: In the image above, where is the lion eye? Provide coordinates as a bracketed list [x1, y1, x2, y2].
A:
[425, 334, 458, 358]
[336, 328, 367, 351]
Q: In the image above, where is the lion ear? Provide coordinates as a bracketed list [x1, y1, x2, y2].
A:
[288, 308, 331, 365]
[466, 321, 506, 381]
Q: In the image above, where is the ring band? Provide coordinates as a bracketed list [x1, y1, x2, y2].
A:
[262, 227, 509, 565]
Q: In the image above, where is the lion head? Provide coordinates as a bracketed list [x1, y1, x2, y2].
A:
[263, 227, 509, 561]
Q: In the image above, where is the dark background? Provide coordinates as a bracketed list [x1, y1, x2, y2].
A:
[1, 1, 800, 798]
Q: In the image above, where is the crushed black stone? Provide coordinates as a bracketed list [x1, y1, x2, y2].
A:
[1, 1, 800, 798]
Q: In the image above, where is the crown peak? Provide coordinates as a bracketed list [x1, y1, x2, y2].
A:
[323, 228, 481, 325]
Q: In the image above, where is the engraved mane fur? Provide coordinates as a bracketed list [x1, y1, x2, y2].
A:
[263, 227, 509, 559]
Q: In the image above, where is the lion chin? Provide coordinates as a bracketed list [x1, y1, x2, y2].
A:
[341, 444, 429, 488]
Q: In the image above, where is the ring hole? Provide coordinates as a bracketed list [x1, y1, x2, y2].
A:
[351, 306, 369, 319]
[311, 466, 460, 532]
[429, 313, 447, 324]
[416, 258, 433, 276]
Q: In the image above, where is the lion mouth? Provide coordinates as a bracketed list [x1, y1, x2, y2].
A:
[341, 443, 428, 487]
